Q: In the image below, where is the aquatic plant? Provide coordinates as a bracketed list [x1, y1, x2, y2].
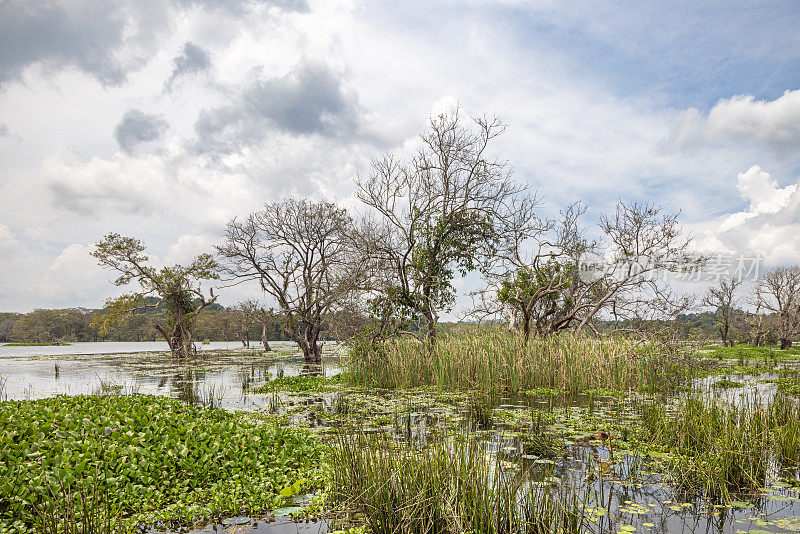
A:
[0, 394, 323, 533]
[641, 394, 800, 499]
[347, 331, 689, 396]
[329, 430, 588, 534]
[253, 374, 344, 393]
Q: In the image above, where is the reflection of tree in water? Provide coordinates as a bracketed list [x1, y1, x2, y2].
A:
[170, 366, 208, 406]
[300, 363, 323, 377]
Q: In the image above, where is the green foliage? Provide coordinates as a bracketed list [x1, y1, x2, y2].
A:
[640, 395, 800, 499]
[0, 394, 323, 533]
[329, 431, 588, 534]
[347, 331, 688, 395]
[92, 234, 219, 356]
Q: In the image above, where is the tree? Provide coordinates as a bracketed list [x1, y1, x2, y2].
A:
[754, 266, 800, 350]
[229, 301, 257, 348]
[357, 108, 527, 343]
[92, 233, 219, 358]
[217, 199, 367, 364]
[702, 277, 742, 347]
[233, 299, 275, 352]
[477, 201, 699, 338]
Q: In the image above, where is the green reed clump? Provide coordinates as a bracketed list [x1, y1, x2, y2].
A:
[347, 331, 688, 395]
[33, 465, 123, 534]
[641, 394, 800, 499]
[329, 431, 587, 534]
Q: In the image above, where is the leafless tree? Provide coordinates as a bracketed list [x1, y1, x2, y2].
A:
[474, 201, 700, 338]
[754, 266, 800, 349]
[702, 277, 742, 347]
[217, 199, 367, 363]
[356, 108, 528, 344]
[230, 301, 256, 348]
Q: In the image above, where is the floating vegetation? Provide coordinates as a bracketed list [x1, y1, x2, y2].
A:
[712, 378, 744, 389]
[252, 374, 345, 393]
[0, 394, 323, 533]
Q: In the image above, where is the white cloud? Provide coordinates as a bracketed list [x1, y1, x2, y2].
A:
[719, 165, 797, 231]
[702, 167, 800, 266]
[669, 89, 800, 155]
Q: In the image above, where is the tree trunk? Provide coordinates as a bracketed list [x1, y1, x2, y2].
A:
[261, 323, 272, 352]
[780, 338, 792, 350]
[423, 309, 437, 346]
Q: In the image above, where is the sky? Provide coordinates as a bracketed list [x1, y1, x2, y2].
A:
[1, 0, 800, 314]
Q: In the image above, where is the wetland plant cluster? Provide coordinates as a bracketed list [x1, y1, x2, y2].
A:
[642, 394, 800, 499]
[329, 431, 588, 534]
[347, 331, 690, 396]
[0, 395, 323, 533]
[5, 337, 800, 533]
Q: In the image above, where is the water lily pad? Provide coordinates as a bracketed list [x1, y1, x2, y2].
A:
[272, 506, 303, 516]
[731, 501, 754, 508]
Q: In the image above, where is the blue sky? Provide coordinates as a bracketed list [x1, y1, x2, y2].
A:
[0, 0, 799, 313]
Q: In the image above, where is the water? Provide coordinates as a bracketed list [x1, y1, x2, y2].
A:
[0, 340, 256, 357]
[0, 341, 342, 408]
[5, 346, 800, 534]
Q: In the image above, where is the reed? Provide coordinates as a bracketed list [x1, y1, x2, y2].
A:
[347, 331, 688, 395]
[641, 394, 800, 499]
[328, 430, 587, 534]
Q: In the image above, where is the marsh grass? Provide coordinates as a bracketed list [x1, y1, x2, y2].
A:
[348, 331, 689, 395]
[329, 430, 587, 534]
[641, 394, 800, 500]
[34, 466, 122, 534]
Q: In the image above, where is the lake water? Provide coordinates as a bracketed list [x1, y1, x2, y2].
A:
[0, 341, 342, 407]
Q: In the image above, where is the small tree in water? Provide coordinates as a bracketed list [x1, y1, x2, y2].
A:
[92, 233, 219, 358]
[218, 199, 367, 364]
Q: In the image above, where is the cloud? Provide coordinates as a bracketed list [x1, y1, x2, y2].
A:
[703, 167, 800, 266]
[669, 89, 800, 155]
[165, 42, 211, 89]
[0, 0, 171, 87]
[114, 109, 169, 153]
[195, 60, 361, 150]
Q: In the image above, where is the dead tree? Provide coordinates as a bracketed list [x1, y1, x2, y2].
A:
[702, 277, 742, 347]
[218, 199, 367, 364]
[754, 266, 800, 349]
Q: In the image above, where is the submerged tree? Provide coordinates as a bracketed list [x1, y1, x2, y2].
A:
[92, 233, 219, 358]
[217, 199, 367, 364]
[357, 108, 528, 344]
[754, 266, 800, 350]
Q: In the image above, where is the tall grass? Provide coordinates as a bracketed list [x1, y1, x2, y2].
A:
[641, 394, 800, 500]
[347, 331, 689, 395]
[329, 431, 587, 534]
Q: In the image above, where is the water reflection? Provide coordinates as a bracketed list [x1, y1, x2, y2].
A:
[0, 341, 341, 408]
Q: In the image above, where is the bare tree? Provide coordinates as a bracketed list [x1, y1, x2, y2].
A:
[754, 266, 800, 349]
[217, 199, 367, 364]
[743, 300, 774, 347]
[230, 301, 256, 348]
[92, 233, 218, 358]
[702, 277, 742, 347]
[475, 201, 699, 338]
[357, 108, 528, 344]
